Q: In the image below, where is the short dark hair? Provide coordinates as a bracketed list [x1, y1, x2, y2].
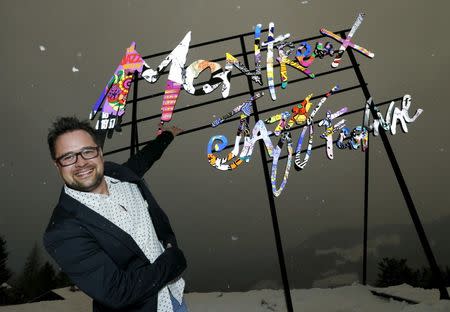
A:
[48, 116, 101, 160]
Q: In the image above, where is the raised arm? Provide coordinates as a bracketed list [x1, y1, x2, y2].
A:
[122, 126, 183, 178]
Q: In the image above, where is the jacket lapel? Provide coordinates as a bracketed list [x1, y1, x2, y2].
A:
[59, 191, 149, 262]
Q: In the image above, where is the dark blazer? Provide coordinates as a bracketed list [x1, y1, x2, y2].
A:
[43, 131, 186, 312]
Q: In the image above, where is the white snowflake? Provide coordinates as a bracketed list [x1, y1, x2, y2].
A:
[72, 66, 79, 72]
[76, 52, 82, 57]
[39, 45, 46, 52]
[301, 0, 309, 4]
[231, 235, 239, 241]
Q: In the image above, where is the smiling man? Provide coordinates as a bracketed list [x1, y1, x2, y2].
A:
[43, 116, 188, 312]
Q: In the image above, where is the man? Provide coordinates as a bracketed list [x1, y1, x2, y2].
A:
[43, 116, 188, 312]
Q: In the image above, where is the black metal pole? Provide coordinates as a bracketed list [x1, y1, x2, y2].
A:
[240, 36, 295, 312]
[363, 116, 370, 285]
[130, 71, 139, 157]
[338, 31, 370, 286]
[96, 129, 108, 149]
[346, 45, 450, 299]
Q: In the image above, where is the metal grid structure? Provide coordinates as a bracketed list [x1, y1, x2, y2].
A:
[99, 28, 449, 311]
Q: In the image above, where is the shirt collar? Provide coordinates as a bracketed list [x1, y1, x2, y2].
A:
[64, 175, 120, 197]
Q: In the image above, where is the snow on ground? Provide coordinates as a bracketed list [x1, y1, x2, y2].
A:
[370, 283, 444, 304]
[0, 284, 449, 311]
[188, 284, 450, 312]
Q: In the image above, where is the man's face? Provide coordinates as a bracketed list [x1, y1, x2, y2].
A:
[54, 130, 105, 193]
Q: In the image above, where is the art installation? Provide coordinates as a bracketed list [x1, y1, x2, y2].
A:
[90, 14, 372, 130]
[89, 13, 423, 197]
[209, 91, 422, 197]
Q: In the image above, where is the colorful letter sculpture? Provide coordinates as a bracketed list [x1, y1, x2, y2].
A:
[363, 95, 423, 136]
[208, 93, 266, 170]
[90, 42, 145, 131]
[142, 32, 191, 134]
[276, 42, 315, 87]
[88, 17, 425, 198]
[265, 111, 294, 197]
[319, 107, 348, 160]
[294, 86, 340, 170]
[321, 13, 375, 68]
[337, 126, 369, 151]
[261, 23, 290, 100]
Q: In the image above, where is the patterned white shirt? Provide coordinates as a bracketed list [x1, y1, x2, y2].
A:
[65, 176, 185, 312]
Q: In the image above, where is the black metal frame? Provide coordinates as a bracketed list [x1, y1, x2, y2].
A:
[99, 27, 449, 310]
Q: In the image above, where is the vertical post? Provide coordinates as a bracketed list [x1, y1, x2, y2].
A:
[130, 71, 139, 157]
[240, 36, 295, 312]
[362, 118, 370, 285]
[346, 42, 450, 299]
[338, 31, 370, 285]
[96, 129, 108, 149]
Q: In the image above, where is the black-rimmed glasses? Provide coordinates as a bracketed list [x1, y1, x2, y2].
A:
[56, 146, 100, 167]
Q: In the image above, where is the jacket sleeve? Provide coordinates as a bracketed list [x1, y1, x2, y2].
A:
[43, 222, 186, 310]
[122, 131, 174, 178]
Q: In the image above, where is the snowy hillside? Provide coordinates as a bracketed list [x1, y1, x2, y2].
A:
[0, 284, 449, 311]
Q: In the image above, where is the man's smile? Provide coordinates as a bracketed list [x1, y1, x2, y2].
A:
[74, 167, 95, 178]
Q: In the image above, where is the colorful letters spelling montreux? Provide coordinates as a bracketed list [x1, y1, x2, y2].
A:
[89, 13, 423, 197]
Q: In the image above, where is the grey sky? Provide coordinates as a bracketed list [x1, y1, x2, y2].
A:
[1, 0, 449, 293]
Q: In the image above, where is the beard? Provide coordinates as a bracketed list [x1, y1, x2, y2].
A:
[66, 166, 104, 193]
